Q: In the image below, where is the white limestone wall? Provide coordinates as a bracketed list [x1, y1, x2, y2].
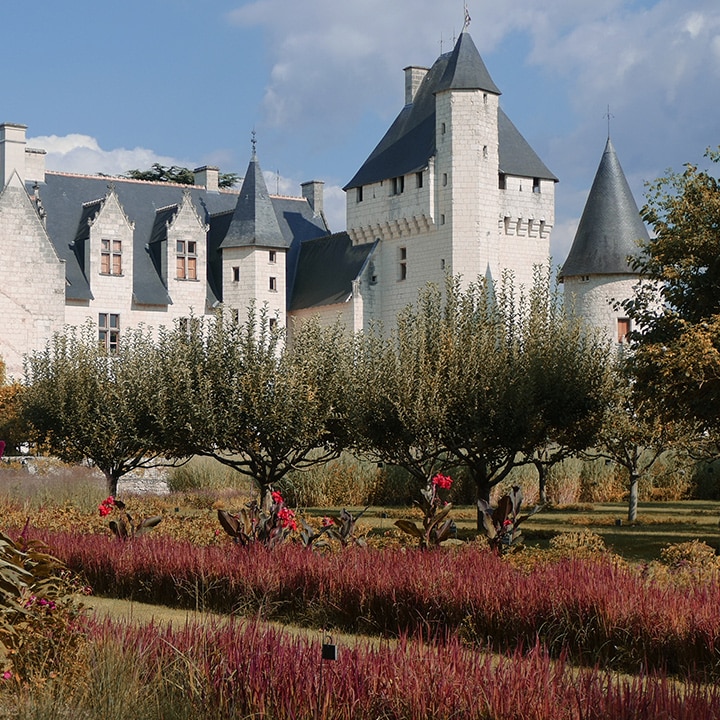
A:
[346, 169, 435, 245]
[0, 176, 65, 379]
[497, 176, 554, 291]
[289, 301, 354, 333]
[222, 246, 287, 327]
[436, 89, 500, 289]
[563, 274, 637, 345]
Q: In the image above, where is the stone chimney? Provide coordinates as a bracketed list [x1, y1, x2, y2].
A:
[193, 165, 219, 192]
[25, 147, 46, 183]
[0, 123, 28, 189]
[301, 180, 324, 217]
[404, 66, 428, 105]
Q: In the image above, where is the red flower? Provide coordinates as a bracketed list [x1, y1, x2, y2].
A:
[431, 473, 453, 490]
[98, 504, 111, 517]
[277, 507, 297, 531]
[321, 516, 334, 527]
[271, 491, 284, 505]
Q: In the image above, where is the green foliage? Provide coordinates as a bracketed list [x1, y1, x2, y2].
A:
[125, 162, 239, 188]
[0, 530, 86, 682]
[157, 306, 350, 505]
[21, 324, 176, 495]
[623, 148, 720, 436]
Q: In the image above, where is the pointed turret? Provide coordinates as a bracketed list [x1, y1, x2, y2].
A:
[435, 29, 501, 94]
[561, 137, 649, 279]
[561, 137, 649, 345]
[220, 143, 286, 250]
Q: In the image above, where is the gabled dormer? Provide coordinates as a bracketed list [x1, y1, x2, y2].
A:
[149, 190, 209, 311]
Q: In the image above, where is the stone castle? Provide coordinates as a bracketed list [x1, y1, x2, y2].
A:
[0, 29, 646, 380]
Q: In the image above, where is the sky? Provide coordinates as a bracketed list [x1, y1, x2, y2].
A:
[4, 0, 720, 264]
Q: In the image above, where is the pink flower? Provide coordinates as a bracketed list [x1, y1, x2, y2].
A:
[431, 473, 453, 490]
[1, 671, 11, 680]
[271, 491, 284, 505]
[321, 516, 334, 527]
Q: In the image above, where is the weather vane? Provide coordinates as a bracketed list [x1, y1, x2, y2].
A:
[604, 105, 614, 139]
[464, 2, 471, 29]
[251, 128, 257, 156]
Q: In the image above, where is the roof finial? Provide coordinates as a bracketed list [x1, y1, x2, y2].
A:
[251, 128, 257, 158]
[464, 2, 471, 30]
[604, 105, 614, 139]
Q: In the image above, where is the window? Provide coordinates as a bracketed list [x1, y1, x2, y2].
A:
[399, 247, 407, 281]
[441, 122, 446, 134]
[357, 186, 363, 203]
[483, 92, 488, 104]
[100, 239, 122, 275]
[269, 317, 278, 331]
[483, 145, 488, 159]
[580, 275, 590, 283]
[176, 240, 197, 280]
[533, 177, 541, 194]
[618, 318, 631, 344]
[269, 250, 277, 264]
[391, 176, 405, 195]
[440, 259, 445, 270]
[442, 173, 448, 187]
[269, 276, 277, 292]
[98, 313, 120, 354]
[416, 172, 423, 189]
[232, 266, 240, 282]
[498, 174, 507, 190]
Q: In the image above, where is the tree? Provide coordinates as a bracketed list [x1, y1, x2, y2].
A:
[347, 288, 454, 489]
[125, 163, 239, 188]
[349, 271, 612, 528]
[623, 148, 720, 436]
[521, 269, 613, 503]
[587, 362, 693, 522]
[156, 306, 350, 506]
[21, 324, 175, 495]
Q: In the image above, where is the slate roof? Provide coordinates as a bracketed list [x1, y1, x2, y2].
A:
[32, 164, 328, 308]
[220, 151, 287, 250]
[289, 233, 377, 311]
[344, 29, 556, 190]
[560, 138, 649, 278]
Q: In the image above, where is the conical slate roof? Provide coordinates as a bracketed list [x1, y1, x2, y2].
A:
[561, 138, 649, 278]
[220, 149, 287, 249]
[344, 30, 555, 191]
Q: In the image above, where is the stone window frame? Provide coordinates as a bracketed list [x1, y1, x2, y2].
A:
[176, 240, 198, 280]
[100, 238, 122, 276]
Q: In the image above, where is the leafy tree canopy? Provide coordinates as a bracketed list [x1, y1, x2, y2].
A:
[623, 148, 720, 435]
[125, 163, 239, 188]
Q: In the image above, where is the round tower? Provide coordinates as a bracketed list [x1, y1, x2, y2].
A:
[560, 137, 649, 345]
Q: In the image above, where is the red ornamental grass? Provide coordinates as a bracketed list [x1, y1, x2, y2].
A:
[18, 527, 720, 678]
[83, 616, 720, 720]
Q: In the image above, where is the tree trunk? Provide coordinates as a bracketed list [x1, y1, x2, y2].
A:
[627, 473, 639, 522]
[104, 471, 119, 498]
[534, 461, 548, 505]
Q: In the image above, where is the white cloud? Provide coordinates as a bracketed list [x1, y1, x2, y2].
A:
[28, 133, 194, 178]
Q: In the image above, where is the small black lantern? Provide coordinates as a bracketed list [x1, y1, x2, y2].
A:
[321, 635, 337, 661]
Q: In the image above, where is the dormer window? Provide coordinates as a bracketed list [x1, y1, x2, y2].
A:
[101, 239, 122, 276]
[176, 240, 197, 280]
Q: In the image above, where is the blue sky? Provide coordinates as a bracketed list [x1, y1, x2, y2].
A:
[4, 0, 720, 263]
